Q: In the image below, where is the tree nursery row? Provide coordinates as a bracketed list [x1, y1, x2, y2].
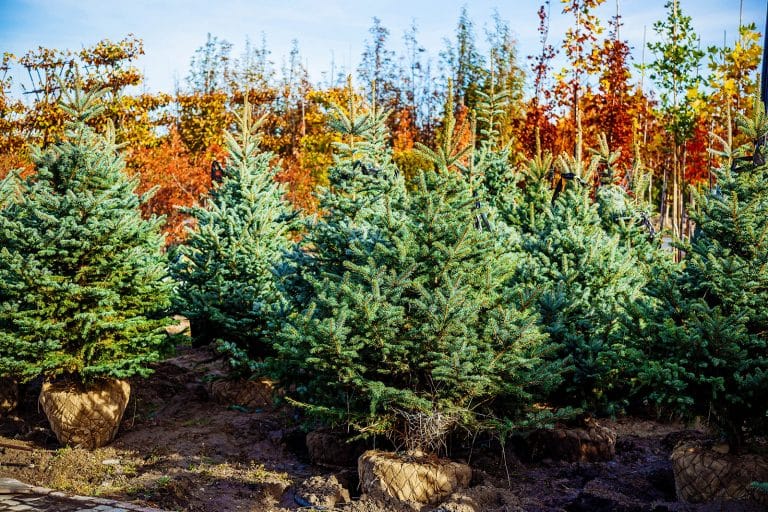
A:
[1, 1, 767, 509]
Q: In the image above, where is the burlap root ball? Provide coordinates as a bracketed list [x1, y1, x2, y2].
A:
[39, 379, 131, 449]
[0, 377, 18, 415]
[208, 378, 275, 409]
[525, 418, 617, 462]
[359, 450, 472, 505]
[306, 429, 368, 467]
[671, 441, 768, 505]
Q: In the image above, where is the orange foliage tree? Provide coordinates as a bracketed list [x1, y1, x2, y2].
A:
[127, 129, 213, 245]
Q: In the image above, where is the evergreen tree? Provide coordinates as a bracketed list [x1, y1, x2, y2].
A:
[358, 17, 400, 111]
[441, 7, 487, 112]
[592, 134, 662, 260]
[0, 88, 171, 383]
[508, 152, 650, 413]
[171, 103, 296, 371]
[270, 102, 552, 451]
[638, 100, 768, 451]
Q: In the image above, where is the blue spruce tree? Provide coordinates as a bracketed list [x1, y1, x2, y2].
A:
[171, 102, 297, 372]
[638, 99, 768, 451]
[270, 100, 552, 452]
[0, 88, 171, 383]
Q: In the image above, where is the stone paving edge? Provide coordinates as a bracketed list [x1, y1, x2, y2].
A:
[0, 478, 169, 512]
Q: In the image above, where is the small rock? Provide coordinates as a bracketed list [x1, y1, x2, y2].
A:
[437, 485, 523, 512]
[0, 478, 31, 494]
[101, 458, 121, 466]
[295, 475, 351, 508]
[258, 475, 291, 504]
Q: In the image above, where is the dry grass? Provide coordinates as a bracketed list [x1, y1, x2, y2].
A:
[46, 446, 140, 496]
[187, 460, 290, 486]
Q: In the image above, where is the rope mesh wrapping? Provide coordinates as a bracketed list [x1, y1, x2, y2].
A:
[38, 379, 130, 449]
[671, 441, 768, 505]
[358, 449, 471, 505]
[209, 378, 275, 409]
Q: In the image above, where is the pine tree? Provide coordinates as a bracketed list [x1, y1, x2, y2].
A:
[639, 100, 768, 451]
[0, 87, 171, 383]
[171, 103, 296, 371]
[270, 101, 552, 451]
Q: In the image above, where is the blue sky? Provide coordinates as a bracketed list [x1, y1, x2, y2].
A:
[1, 0, 765, 94]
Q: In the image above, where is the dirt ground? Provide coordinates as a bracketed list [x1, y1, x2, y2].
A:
[0, 345, 765, 512]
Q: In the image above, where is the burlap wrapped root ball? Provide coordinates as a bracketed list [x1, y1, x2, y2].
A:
[0, 377, 18, 415]
[208, 377, 276, 410]
[671, 441, 768, 504]
[525, 419, 617, 462]
[39, 379, 131, 449]
[359, 450, 472, 506]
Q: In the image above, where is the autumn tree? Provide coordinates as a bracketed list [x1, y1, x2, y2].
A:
[401, 21, 439, 139]
[707, 22, 762, 160]
[646, 0, 704, 237]
[587, 8, 636, 172]
[483, 10, 526, 157]
[523, 1, 559, 156]
[177, 34, 234, 156]
[126, 128, 210, 244]
[0, 53, 27, 176]
[275, 41, 319, 209]
[16, 36, 166, 149]
[556, 0, 605, 161]
[358, 17, 401, 111]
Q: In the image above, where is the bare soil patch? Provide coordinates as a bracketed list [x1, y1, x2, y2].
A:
[0, 346, 764, 511]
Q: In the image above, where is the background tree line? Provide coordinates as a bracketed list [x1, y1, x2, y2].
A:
[0, 0, 761, 246]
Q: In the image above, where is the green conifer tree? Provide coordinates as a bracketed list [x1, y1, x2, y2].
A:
[0, 88, 171, 383]
[638, 100, 768, 451]
[270, 101, 552, 451]
[171, 103, 296, 371]
[510, 153, 650, 413]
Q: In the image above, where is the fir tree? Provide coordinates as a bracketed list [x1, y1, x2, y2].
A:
[171, 102, 296, 371]
[509, 152, 650, 413]
[639, 100, 768, 451]
[270, 101, 552, 451]
[592, 134, 666, 268]
[441, 7, 487, 112]
[0, 87, 171, 383]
